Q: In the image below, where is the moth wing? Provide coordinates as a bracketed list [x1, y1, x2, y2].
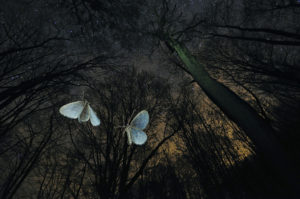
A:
[78, 102, 90, 122]
[130, 110, 149, 130]
[125, 127, 132, 145]
[88, 105, 101, 126]
[130, 127, 147, 145]
[59, 101, 85, 119]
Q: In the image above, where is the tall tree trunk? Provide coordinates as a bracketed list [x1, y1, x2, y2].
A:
[167, 38, 299, 196]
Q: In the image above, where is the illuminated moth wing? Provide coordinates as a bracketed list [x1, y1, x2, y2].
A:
[78, 102, 90, 122]
[88, 105, 101, 126]
[129, 127, 147, 145]
[60, 101, 101, 126]
[130, 110, 149, 130]
[59, 101, 85, 119]
[126, 110, 149, 145]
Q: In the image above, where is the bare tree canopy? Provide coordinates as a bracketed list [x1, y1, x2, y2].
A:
[1, 0, 300, 198]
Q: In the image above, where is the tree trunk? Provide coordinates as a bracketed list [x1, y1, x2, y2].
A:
[167, 38, 299, 196]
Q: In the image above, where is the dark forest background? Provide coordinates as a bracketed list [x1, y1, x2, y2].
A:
[0, 0, 300, 198]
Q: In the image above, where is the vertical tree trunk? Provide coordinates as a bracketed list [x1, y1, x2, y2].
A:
[167, 38, 299, 195]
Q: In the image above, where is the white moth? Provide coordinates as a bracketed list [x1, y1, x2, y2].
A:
[59, 100, 100, 126]
[125, 110, 149, 145]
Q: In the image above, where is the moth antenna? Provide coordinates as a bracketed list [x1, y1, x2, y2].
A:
[114, 125, 126, 129]
[82, 90, 85, 100]
[128, 109, 136, 124]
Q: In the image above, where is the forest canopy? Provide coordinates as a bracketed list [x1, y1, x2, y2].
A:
[0, 0, 300, 198]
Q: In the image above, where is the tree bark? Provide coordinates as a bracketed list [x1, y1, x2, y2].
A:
[167, 38, 299, 196]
